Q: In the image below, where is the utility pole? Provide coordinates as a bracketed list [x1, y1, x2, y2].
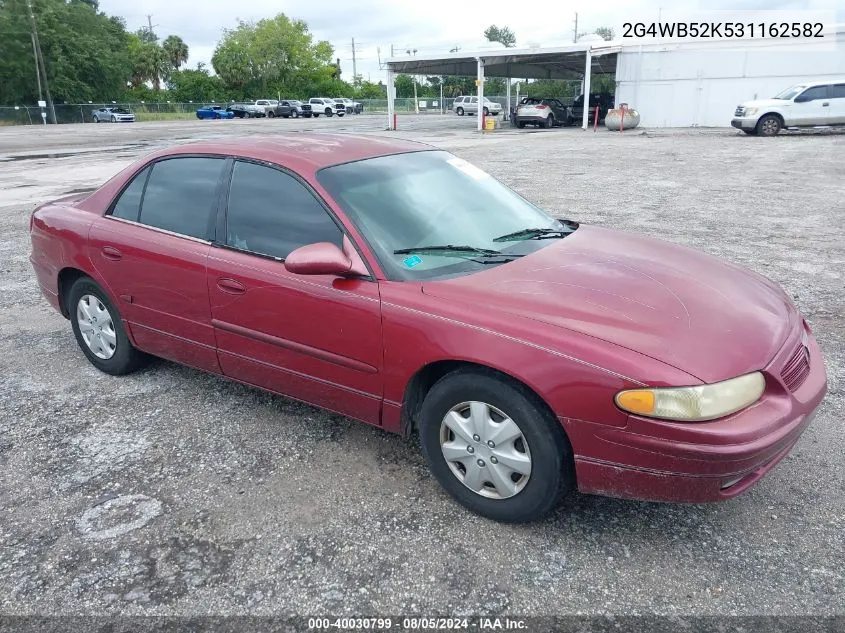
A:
[30, 33, 42, 102]
[26, 0, 55, 124]
[390, 44, 395, 57]
[573, 12, 579, 43]
[351, 38, 357, 84]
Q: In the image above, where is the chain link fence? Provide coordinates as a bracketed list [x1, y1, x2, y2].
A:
[0, 96, 546, 125]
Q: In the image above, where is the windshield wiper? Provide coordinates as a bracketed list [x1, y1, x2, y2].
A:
[493, 227, 574, 242]
[393, 244, 523, 261]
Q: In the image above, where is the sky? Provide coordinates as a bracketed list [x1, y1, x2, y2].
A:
[100, 0, 842, 84]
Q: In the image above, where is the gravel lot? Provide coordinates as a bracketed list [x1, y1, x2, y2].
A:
[1, 116, 843, 620]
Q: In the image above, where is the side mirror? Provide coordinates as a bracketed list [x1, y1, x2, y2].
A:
[284, 242, 359, 276]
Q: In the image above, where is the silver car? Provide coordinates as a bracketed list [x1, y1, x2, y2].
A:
[91, 107, 135, 123]
[453, 96, 502, 116]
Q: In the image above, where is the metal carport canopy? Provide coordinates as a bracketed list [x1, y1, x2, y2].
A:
[385, 42, 619, 132]
[385, 43, 619, 80]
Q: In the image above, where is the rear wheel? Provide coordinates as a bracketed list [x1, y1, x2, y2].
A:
[756, 114, 782, 136]
[456, 107, 464, 116]
[543, 114, 554, 129]
[419, 369, 573, 523]
[93, 116, 100, 123]
[268, 110, 275, 118]
[68, 278, 146, 376]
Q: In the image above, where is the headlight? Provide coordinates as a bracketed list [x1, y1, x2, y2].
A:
[744, 108, 759, 116]
[615, 372, 766, 422]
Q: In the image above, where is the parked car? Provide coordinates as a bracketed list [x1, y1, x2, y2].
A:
[195, 105, 235, 120]
[91, 107, 134, 123]
[731, 79, 845, 136]
[309, 98, 345, 117]
[28, 135, 827, 523]
[227, 101, 267, 118]
[334, 98, 363, 114]
[453, 96, 502, 117]
[267, 100, 312, 118]
[515, 97, 573, 128]
[567, 92, 614, 124]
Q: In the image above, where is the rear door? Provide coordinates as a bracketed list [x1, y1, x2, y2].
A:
[88, 156, 228, 373]
[830, 83, 845, 124]
[207, 159, 384, 424]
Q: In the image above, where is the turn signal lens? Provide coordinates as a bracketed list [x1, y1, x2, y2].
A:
[615, 372, 766, 422]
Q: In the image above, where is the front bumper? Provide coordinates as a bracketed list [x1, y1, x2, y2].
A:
[731, 117, 757, 130]
[567, 324, 828, 503]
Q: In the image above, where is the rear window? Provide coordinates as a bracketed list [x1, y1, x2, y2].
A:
[833, 84, 845, 98]
[111, 166, 150, 221]
[138, 157, 226, 240]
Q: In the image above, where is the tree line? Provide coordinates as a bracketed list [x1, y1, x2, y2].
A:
[0, 4, 614, 108]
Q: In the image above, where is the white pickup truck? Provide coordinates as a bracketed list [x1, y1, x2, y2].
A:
[731, 79, 845, 136]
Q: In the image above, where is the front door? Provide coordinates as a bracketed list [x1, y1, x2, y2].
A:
[207, 159, 384, 424]
[791, 85, 832, 126]
[829, 83, 845, 125]
[88, 156, 227, 373]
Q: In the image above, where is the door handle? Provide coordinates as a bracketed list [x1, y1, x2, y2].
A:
[217, 278, 246, 294]
[101, 246, 122, 261]
[822, 102, 829, 107]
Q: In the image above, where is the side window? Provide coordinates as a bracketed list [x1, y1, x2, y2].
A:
[111, 166, 150, 221]
[832, 84, 845, 98]
[470, 97, 478, 104]
[225, 161, 342, 260]
[798, 85, 829, 101]
[139, 157, 225, 240]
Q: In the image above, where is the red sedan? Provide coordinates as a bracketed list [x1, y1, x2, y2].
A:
[29, 135, 827, 522]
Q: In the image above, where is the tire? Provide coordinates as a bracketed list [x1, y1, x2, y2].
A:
[67, 277, 146, 376]
[268, 110, 275, 118]
[111, 115, 117, 123]
[292, 110, 299, 118]
[325, 108, 333, 117]
[756, 114, 782, 137]
[543, 114, 554, 129]
[214, 113, 220, 120]
[456, 107, 464, 116]
[419, 369, 573, 523]
[245, 111, 252, 119]
[93, 116, 99, 123]
[517, 121, 526, 129]
[483, 107, 489, 116]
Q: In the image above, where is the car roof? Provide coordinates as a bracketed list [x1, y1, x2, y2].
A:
[144, 134, 433, 173]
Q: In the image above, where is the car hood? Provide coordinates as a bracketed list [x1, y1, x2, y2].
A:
[421, 226, 795, 383]
[740, 98, 788, 109]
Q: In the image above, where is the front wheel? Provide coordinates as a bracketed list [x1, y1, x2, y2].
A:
[325, 108, 333, 117]
[68, 278, 147, 375]
[483, 107, 489, 116]
[93, 116, 100, 123]
[419, 370, 572, 523]
[292, 110, 299, 118]
[267, 111, 275, 118]
[756, 114, 782, 136]
[111, 115, 117, 123]
[456, 107, 464, 116]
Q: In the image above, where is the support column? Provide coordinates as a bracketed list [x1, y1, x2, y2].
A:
[581, 49, 592, 130]
[386, 68, 395, 130]
[476, 57, 485, 132]
[505, 77, 511, 121]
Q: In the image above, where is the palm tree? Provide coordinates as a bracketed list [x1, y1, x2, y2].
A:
[162, 35, 189, 70]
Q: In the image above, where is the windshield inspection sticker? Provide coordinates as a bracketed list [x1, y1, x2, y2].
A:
[403, 255, 423, 268]
[447, 157, 490, 180]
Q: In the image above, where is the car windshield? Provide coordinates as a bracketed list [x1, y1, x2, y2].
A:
[317, 150, 574, 280]
[773, 85, 806, 100]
